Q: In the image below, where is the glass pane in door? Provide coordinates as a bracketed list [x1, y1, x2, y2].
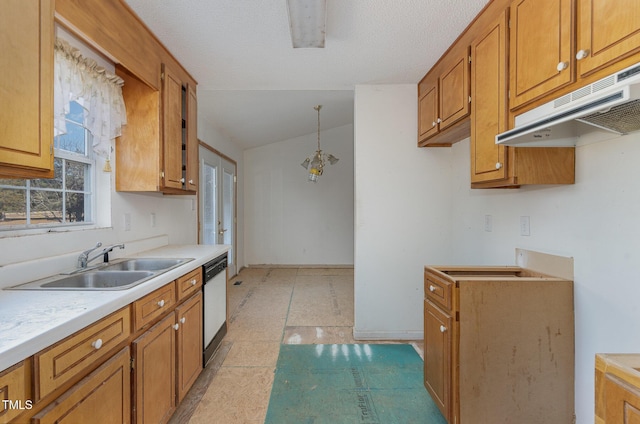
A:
[202, 162, 217, 245]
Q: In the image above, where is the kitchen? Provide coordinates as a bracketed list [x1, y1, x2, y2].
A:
[2, 0, 640, 423]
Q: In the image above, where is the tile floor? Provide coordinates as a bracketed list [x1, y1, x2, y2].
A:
[169, 267, 423, 424]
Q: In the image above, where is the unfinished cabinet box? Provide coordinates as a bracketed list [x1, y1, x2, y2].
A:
[424, 266, 575, 424]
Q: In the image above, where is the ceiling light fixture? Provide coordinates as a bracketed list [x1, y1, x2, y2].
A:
[301, 105, 338, 183]
[286, 0, 327, 48]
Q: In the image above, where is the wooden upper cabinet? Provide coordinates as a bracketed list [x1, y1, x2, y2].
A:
[186, 84, 199, 191]
[577, 0, 640, 77]
[439, 50, 470, 131]
[509, 0, 574, 110]
[162, 64, 185, 191]
[418, 79, 439, 143]
[471, 9, 508, 184]
[418, 46, 471, 147]
[0, 0, 54, 179]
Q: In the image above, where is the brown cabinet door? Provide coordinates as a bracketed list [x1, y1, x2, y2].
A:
[162, 64, 184, 190]
[418, 80, 439, 144]
[577, 0, 640, 77]
[133, 314, 176, 424]
[176, 292, 203, 402]
[185, 84, 198, 191]
[424, 300, 452, 422]
[33, 347, 131, 424]
[439, 48, 470, 130]
[604, 373, 640, 424]
[471, 9, 508, 184]
[0, 0, 54, 178]
[509, 0, 574, 109]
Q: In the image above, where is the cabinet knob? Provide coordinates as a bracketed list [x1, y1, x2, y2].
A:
[432, 121, 436, 127]
[180, 317, 186, 324]
[436, 118, 442, 124]
[157, 299, 165, 308]
[495, 162, 503, 170]
[173, 323, 180, 331]
[576, 49, 590, 60]
[188, 179, 194, 185]
[190, 279, 197, 286]
[429, 285, 436, 292]
[92, 338, 103, 350]
[440, 325, 447, 333]
[180, 178, 186, 183]
[556, 61, 569, 71]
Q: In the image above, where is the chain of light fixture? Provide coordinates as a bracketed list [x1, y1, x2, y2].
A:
[301, 105, 339, 182]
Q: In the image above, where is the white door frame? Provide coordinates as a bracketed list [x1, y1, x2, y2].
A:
[198, 142, 237, 276]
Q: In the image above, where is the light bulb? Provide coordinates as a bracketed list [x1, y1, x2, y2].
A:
[308, 167, 320, 182]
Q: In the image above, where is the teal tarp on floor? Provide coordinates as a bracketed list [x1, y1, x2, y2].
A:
[265, 344, 447, 424]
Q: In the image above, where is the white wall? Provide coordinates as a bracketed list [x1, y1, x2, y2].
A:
[449, 133, 640, 424]
[243, 124, 354, 265]
[353, 84, 453, 339]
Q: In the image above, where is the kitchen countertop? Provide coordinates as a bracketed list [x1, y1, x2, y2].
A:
[0, 244, 230, 371]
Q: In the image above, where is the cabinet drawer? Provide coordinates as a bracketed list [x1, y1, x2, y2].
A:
[34, 307, 130, 401]
[0, 359, 31, 422]
[177, 268, 202, 300]
[424, 271, 453, 311]
[133, 282, 176, 331]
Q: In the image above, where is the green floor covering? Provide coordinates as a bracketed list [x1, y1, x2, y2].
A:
[265, 344, 447, 424]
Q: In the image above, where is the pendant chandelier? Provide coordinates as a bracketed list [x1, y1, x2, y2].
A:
[301, 105, 339, 182]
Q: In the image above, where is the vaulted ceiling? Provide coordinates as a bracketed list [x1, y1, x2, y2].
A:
[124, 0, 488, 149]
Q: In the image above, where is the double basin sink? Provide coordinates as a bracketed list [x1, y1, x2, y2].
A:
[8, 258, 193, 291]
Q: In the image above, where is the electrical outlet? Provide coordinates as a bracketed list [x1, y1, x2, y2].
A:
[484, 215, 493, 232]
[520, 216, 530, 236]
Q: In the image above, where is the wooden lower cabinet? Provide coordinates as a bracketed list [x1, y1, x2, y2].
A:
[424, 266, 575, 423]
[0, 360, 31, 423]
[32, 347, 130, 424]
[176, 292, 203, 402]
[595, 354, 640, 424]
[133, 313, 177, 424]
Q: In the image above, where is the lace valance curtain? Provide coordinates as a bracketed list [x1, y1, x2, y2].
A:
[54, 38, 127, 157]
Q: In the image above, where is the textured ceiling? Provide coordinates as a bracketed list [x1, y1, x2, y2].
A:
[124, 0, 489, 149]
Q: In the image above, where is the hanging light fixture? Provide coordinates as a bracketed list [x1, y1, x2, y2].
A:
[301, 105, 338, 182]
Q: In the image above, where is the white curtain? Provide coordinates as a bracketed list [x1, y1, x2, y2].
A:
[54, 38, 127, 157]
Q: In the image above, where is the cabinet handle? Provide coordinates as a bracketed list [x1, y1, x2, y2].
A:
[173, 323, 180, 331]
[436, 118, 442, 124]
[556, 61, 569, 71]
[576, 49, 590, 60]
[440, 325, 447, 333]
[92, 338, 103, 350]
[495, 162, 503, 170]
[190, 279, 197, 286]
[188, 179, 194, 185]
[180, 178, 186, 183]
[432, 121, 436, 127]
[157, 299, 165, 308]
[429, 285, 436, 292]
[180, 317, 186, 324]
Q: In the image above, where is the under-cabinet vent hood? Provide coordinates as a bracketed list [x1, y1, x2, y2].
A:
[496, 62, 640, 147]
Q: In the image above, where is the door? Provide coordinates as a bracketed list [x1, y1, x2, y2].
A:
[424, 300, 452, 423]
[199, 145, 237, 276]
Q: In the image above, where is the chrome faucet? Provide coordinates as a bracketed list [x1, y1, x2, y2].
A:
[77, 242, 125, 269]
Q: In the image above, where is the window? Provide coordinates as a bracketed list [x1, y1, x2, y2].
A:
[0, 101, 94, 230]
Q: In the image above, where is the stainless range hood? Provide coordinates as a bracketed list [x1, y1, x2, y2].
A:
[496, 62, 640, 147]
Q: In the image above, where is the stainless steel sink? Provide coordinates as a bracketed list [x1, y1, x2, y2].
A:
[6, 257, 194, 291]
[100, 258, 190, 272]
[40, 271, 155, 290]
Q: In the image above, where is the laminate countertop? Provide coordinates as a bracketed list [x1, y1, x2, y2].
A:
[0, 244, 230, 371]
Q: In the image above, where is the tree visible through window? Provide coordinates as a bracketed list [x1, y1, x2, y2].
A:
[0, 101, 94, 229]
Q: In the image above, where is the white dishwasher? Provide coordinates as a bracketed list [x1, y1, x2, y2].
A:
[202, 253, 227, 366]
